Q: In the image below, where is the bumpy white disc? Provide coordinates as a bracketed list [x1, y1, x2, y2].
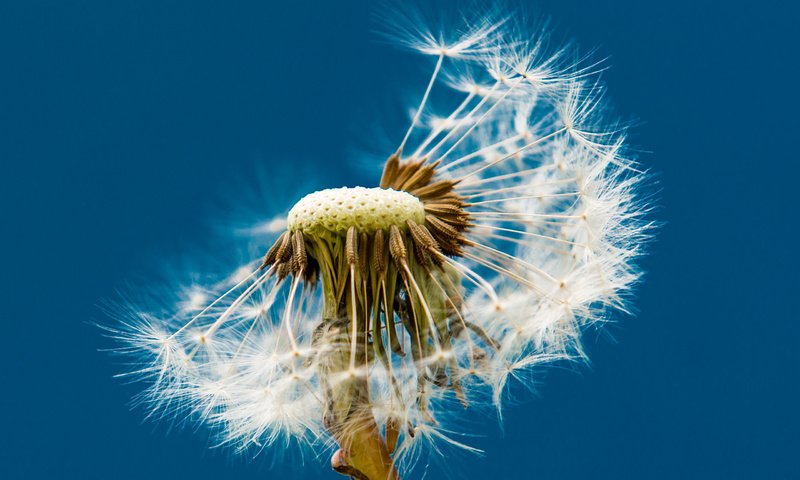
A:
[287, 187, 426, 235]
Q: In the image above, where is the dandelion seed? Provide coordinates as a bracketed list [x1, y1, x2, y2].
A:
[109, 8, 651, 480]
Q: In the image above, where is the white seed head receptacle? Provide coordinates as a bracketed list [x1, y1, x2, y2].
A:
[287, 187, 426, 236]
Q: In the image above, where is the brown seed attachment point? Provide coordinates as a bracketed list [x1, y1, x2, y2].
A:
[372, 229, 387, 275]
[379, 148, 402, 189]
[346, 226, 359, 267]
[388, 225, 408, 269]
[292, 230, 307, 272]
[407, 219, 442, 266]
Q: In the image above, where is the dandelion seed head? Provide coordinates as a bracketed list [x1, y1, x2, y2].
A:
[108, 6, 653, 478]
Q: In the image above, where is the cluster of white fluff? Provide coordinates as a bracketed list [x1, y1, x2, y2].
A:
[109, 8, 651, 474]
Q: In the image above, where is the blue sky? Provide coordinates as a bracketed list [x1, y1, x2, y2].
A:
[0, 1, 796, 479]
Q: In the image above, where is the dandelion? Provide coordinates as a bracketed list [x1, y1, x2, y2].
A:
[108, 8, 651, 480]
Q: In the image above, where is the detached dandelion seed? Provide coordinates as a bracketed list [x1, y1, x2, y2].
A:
[108, 8, 652, 480]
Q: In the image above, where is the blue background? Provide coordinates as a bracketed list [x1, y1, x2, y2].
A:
[1, 1, 797, 479]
